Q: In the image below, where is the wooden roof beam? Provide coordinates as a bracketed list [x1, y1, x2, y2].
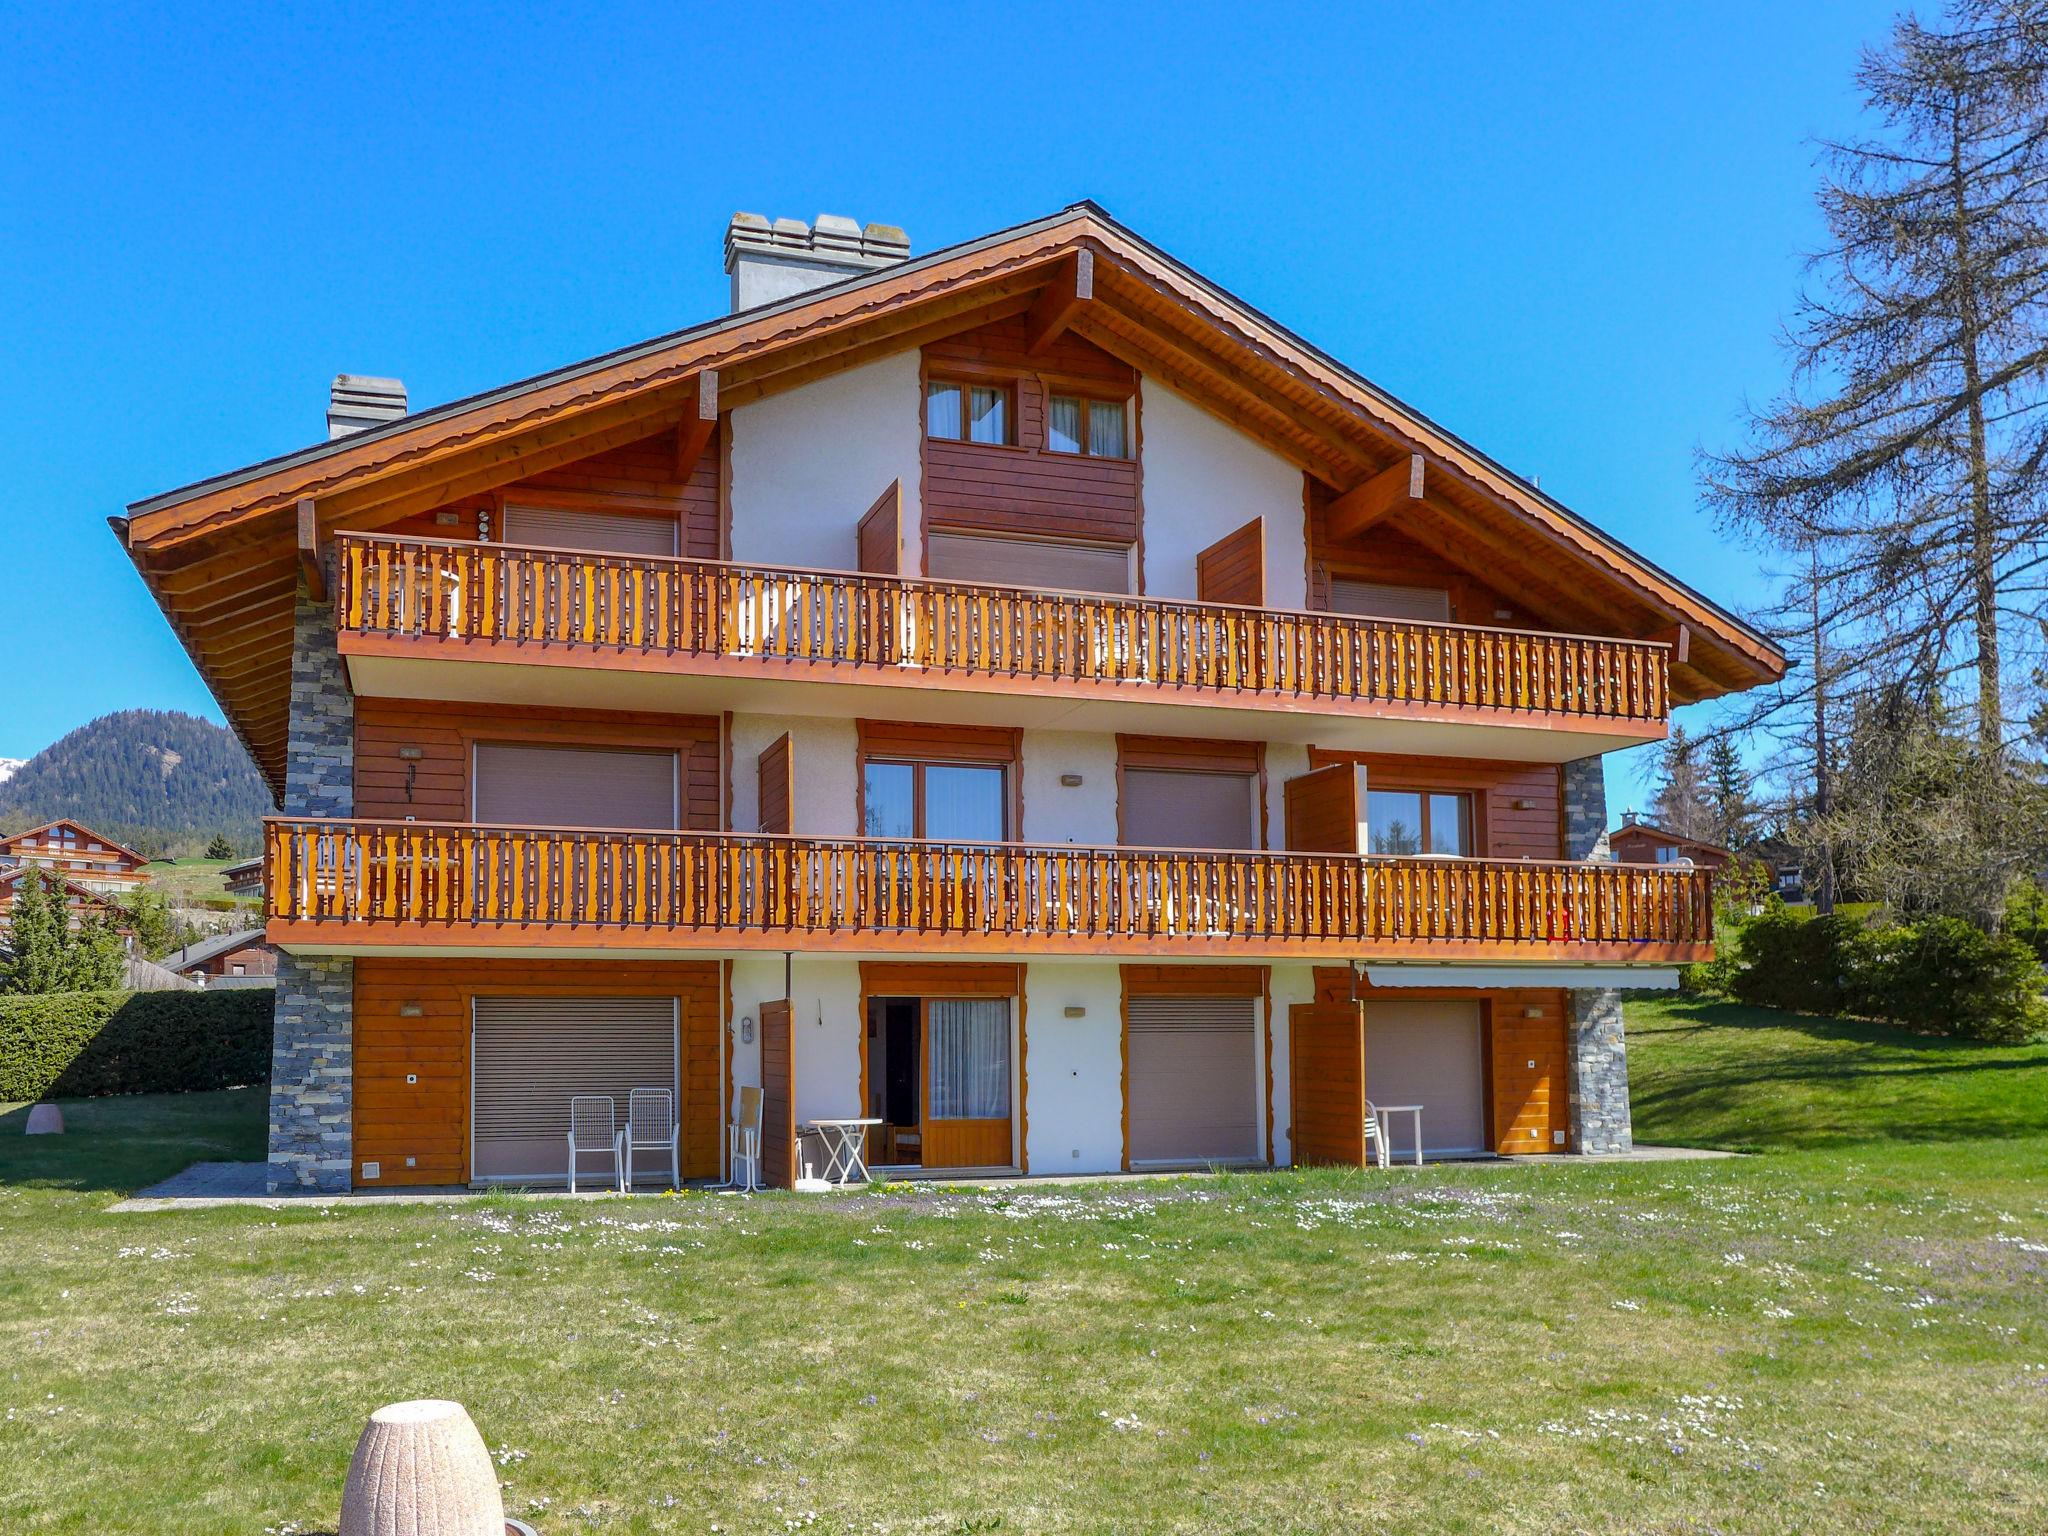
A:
[1025, 248, 1093, 355]
[673, 372, 719, 481]
[296, 499, 325, 601]
[1326, 454, 1425, 543]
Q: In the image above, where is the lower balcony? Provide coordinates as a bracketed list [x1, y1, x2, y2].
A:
[263, 819, 1713, 964]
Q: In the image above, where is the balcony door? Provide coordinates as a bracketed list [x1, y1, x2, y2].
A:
[861, 760, 1008, 842]
[865, 994, 1014, 1171]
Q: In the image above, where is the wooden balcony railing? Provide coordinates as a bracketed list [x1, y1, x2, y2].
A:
[265, 819, 1713, 958]
[336, 534, 1672, 724]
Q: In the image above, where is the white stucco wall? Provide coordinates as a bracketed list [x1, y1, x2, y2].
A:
[1264, 742, 1313, 849]
[1265, 962, 1316, 1166]
[727, 954, 865, 1130]
[1020, 730, 1119, 845]
[1138, 379, 1307, 608]
[1023, 961, 1126, 1173]
[728, 714, 858, 836]
[727, 351, 923, 570]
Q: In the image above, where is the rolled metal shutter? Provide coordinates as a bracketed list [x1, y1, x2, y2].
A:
[472, 743, 678, 830]
[1121, 768, 1258, 850]
[472, 996, 679, 1181]
[1126, 996, 1259, 1164]
[503, 504, 679, 557]
[927, 531, 1133, 594]
[1364, 999, 1486, 1156]
[1328, 579, 1450, 622]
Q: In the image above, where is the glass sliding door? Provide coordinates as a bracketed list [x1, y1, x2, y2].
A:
[923, 998, 1013, 1169]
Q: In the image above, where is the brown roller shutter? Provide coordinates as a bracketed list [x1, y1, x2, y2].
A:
[1122, 768, 1257, 850]
[473, 744, 678, 829]
[503, 504, 679, 557]
[1328, 579, 1450, 622]
[1364, 999, 1487, 1157]
[1127, 996, 1260, 1165]
[927, 530, 1132, 594]
[471, 996, 679, 1182]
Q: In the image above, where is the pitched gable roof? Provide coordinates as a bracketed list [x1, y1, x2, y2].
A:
[116, 202, 1786, 792]
[0, 819, 148, 865]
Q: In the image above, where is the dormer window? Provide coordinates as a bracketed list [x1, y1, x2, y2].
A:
[1047, 394, 1128, 458]
[926, 380, 1012, 445]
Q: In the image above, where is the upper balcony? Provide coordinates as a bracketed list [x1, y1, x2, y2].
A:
[334, 533, 1673, 760]
[263, 817, 1714, 965]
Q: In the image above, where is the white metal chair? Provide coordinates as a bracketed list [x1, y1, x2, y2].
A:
[567, 1095, 624, 1193]
[624, 1088, 680, 1191]
[725, 1085, 763, 1193]
[1362, 1099, 1391, 1170]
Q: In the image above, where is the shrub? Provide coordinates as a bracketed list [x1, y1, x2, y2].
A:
[1729, 901, 1875, 1016]
[0, 989, 271, 1102]
[1868, 917, 2048, 1045]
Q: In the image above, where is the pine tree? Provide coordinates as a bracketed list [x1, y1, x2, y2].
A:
[206, 833, 234, 860]
[1653, 727, 1712, 839]
[2, 871, 74, 993]
[65, 908, 127, 992]
[1705, 735, 1755, 848]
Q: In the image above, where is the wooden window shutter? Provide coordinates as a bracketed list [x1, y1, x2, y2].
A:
[757, 733, 793, 835]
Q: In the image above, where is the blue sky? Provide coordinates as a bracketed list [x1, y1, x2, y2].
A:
[0, 1, 1895, 811]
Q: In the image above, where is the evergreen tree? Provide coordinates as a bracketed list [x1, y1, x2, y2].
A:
[1705, 735, 1755, 847]
[206, 833, 234, 860]
[122, 886, 193, 961]
[2, 870, 73, 993]
[1652, 727, 1712, 838]
[66, 908, 127, 992]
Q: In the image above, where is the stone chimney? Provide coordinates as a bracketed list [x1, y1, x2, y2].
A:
[327, 374, 408, 439]
[724, 212, 910, 313]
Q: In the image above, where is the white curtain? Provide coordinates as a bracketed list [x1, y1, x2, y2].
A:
[1047, 395, 1083, 453]
[928, 1000, 1009, 1119]
[1088, 399, 1127, 458]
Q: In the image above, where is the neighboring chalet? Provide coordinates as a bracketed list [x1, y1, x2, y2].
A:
[165, 929, 278, 987]
[222, 856, 264, 899]
[0, 819, 148, 896]
[0, 865, 121, 932]
[1608, 818, 1734, 871]
[116, 203, 1786, 1193]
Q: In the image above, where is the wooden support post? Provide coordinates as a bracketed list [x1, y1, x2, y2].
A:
[1646, 623, 1691, 664]
[1325, 453, 1426, 543]
[296, 498, 326, 601]
[674, 369, 719, 481]
[1025, 248, 1093, 355]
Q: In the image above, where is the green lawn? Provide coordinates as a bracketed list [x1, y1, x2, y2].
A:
[140, 856, 258, 913]
[1, 1006, 2045, 1534]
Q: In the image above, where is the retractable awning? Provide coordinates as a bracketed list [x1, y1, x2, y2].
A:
[1362, 965, 1679, 991]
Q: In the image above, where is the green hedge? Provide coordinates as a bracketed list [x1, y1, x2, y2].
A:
[0, 989, 271, 1102]
[1728, 902, 2047, 1044]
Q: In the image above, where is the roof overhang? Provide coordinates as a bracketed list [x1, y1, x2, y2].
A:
[117, 201, 1787, 795]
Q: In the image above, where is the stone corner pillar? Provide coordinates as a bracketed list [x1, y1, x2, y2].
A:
[1567, 988, 1633, 1155]
[269, 577, 356, 1194]
[1562, 754, 1611, 862]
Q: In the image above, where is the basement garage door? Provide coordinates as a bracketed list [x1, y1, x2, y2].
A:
[1364, 999, 1486, 1158]
[471, 996, 679, 1182]
[1126, 996, 1260, 1165]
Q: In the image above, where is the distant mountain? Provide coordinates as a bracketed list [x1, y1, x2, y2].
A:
[0, 711, 272, 859]
[0, 758, 22, 785]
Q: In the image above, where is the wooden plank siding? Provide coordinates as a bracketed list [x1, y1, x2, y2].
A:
[1307, 749, 1564, 861]
[1287, 1002, 1367, 1166]
[1307, 969, 1568, 1155]
[352, 955, 722, 1187]
[354, 700, 721, 829]
[380, 426, 723, 560]
[920, 316, 1141, 551]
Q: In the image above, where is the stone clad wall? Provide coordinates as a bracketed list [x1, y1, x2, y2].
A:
[1561, 754, 1633, 1154]
[268, 581, 357, 1193]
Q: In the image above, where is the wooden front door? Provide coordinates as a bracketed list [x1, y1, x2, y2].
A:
[1288, 1001, 1367, 1167]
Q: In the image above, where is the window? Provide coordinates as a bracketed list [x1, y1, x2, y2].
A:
[927, 999, 1010, 1119]
[1655, 845, 1679, 864]
[926, 380, 1011, 445]
[863, 760, 1008, 842]
[1367, 790, 1473, 857]
[1047, 394, 1129, 458]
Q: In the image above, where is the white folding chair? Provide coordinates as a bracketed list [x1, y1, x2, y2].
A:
[624, 1088, 680, 1191]
[725, 1086, 763, 1193]
[1362, 1099, 1391, 1170]
[567, 1095, 624, 1193]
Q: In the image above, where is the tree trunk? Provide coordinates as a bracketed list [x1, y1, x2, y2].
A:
[1810, 550, 1836, 916]
[1951, 106, 2004, 753]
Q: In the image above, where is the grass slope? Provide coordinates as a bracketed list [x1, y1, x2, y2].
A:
[0, 1006, 2042, 1534]
[1630, 995, 2048, 1151]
